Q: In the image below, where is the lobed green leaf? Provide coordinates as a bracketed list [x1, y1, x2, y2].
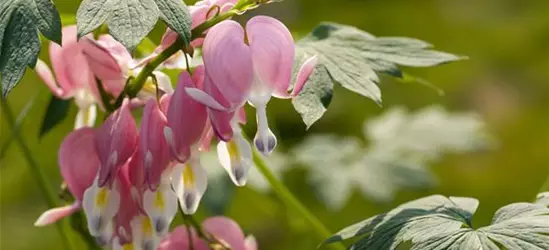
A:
[76, 0, 191, 52]
[293, 22, 465, 127]
[323, 193, 549, 250]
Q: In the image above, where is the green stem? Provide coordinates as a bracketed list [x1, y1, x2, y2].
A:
[123, 0, 261, 100]
[1, 102, 76, 250]
[251, 150, 345, 250]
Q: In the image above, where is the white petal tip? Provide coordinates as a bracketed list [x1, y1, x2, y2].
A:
[253, 131, 277, 156]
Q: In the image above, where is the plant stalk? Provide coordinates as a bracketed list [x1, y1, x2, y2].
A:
[1, 102, 76, 250]
[122, 0, 261, 102]
[251, 150, 345, 250]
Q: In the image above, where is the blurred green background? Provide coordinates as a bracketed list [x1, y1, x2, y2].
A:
[2, 0, 549, 249]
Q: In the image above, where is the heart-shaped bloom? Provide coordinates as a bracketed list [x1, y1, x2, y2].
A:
[35, 26, 99, 129]
[34, 128, 99, 227]
[112, 157, 160, 250]
[186, 17, 316, 186]
[139, 98, 179, 236]
[158, 216, 257, 250]
[187, 17, 316, 154]
[83, 99, 138, 238]
[80, 35, 173, 102]
[163, 68, 209, 214]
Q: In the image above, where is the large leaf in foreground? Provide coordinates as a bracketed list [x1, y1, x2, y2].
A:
[76, 0, 191, 51]
[322, 194, 549, 250]
[0, 0, 61, 98]
[293, 23, 465, 127]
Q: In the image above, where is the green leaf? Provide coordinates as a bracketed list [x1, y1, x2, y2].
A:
[294, 23, 464, 127]
[39, 95, 70, 137]
[0, 0, 62, 98]
[291, 50, 333, 129]
[294, 106, 490, 209]
[76, 0, 191, 51]
[323, 193, 549, 250]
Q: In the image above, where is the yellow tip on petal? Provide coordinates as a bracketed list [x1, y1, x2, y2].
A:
[123, 244, 135, 250]
[154, 192, 165, 210]
[95, 188, 109, 208]
[182, 164, 195, 189]
[227, 139, 240, 162]
[142, 217, 154, 236]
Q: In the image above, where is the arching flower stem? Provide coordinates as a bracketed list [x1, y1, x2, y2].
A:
[251, 149, 346, 250]
[111, 0, 272, 110]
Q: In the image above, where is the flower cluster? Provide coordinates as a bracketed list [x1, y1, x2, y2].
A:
[33, 1, 316, 249]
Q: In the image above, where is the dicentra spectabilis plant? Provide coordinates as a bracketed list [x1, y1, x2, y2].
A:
[2, 0, 547, 250]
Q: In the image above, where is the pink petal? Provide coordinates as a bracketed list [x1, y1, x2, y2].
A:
[190, 5, 210, 29]
[59, 128, 100, 200]
[291, 55, 318, 97]
[127, 145, 145, 189]
[237, 107, 247, 124]
[113, 162, 142, 238]
[95, 99, 138, 187]
[80, 37, 124, 81]
[140, 99, 172, 190]
[34, 203, 80, 227]
[48, 26, 96, 98]
[97, 35, 134, 68]
[246, 16, 295, 97]
[198, 123, 213, 152]
[209, 109, 234, 142]
[166, 70, 208, 162]
[203, 20, 253, 108]
[35, 59, 65, 98]
[160, 93, 172, 114]
[203, 216, 247, 250]
[244, 235, 258, 250]
[159, 29, 179, 50]
[158, 226, 208, 250]
[201, 75, 234, 141]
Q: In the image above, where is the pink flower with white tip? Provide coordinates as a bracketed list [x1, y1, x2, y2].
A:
[159, 216, 257, 250]
[186, 16, 317, 185]
[82, 98, 138, 240]
[164, 68, 210, 214]
[80, 35, 173, 101]
[34, 128, 99, 227]
[35, 26, 100, 129]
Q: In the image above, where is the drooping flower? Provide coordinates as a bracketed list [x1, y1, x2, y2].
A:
[80, 35, 173, 101]
[158, 216, 257, 250]
[184, 17, 316, 186]
[186, 16, 317, 156]
[138, 98, 179, 236]
[82, 98, 138, 239]
[111, 156, 159, 249]
[35, 26, 99, 129]
[164, 69, 209, 214]
[34, 128, 99, 226]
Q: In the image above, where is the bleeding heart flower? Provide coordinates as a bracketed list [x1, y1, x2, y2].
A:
[158, 216, 257, 250]
[34, 128, 99, 227]
[35, 26, 99, 129]
[185, 17, 317, 186]
[139, 98, 179, 236]
[80, 35, 173, 102]
[82, 98, 138, 239]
